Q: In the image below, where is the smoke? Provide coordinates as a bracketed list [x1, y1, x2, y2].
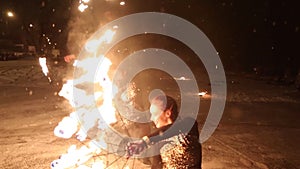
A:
[66, 1, 120, 56]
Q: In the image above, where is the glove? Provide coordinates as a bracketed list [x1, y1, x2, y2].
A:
[126, 139, 147, 157]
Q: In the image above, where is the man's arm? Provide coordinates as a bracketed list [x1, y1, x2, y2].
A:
[146, 117, 198, 145]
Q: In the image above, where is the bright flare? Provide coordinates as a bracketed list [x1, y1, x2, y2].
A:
[7, 11, 14, 17]
[39, 57, 51, 82]
[198, 91, 207, 97]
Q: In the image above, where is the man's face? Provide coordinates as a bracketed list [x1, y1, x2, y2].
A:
[150, 102, 163, 126]
[150, 100, 170, 128]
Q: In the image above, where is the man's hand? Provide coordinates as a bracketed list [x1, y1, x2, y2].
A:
[64, 54, 76, 63]
[126, 140, 147, 157]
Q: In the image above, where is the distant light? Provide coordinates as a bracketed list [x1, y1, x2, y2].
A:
[52, 23, 55, 27]
[7, 11, 14, 17]
[82, 0, 90, 3]
[174, 76, 191, 81]
[29, 24, 33, 27]
[179, 77, 187, 80]
[120, 1, 125, 6]
[58, 29, 62, 33]
[198, 92, 207, 97]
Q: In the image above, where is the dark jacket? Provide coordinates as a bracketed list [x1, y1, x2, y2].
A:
[148, 117, 202, 169]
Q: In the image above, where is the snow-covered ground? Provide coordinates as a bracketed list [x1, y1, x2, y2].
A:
[0, 59, 299, 169]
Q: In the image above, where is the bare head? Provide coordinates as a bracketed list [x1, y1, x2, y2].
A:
[149, 95, 178, 128]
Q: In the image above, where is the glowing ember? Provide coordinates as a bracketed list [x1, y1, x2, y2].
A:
[39, 57, 51, 82]
[7, 11, 14, 17]
[120, 1, 125, 6]
[78, 3, 88, 12]
[78, 0, 91, 12]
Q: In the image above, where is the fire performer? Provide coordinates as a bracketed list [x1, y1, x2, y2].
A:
[127, 95, 202, 169]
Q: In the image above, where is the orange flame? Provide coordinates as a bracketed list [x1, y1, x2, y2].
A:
[53, 28, 120, 168]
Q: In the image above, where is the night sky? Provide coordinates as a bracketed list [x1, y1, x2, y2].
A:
[0, 0, 299, 74]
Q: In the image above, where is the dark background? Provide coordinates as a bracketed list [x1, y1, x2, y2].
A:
[0, 0, 299, 75]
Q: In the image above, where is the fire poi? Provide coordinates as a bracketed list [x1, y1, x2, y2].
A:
[47, 2, 214, 168]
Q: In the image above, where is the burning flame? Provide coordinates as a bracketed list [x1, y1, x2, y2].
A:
[52, 28, 125, 169]
[39, 57, 51, 82]
[85, 30, 115, 52]
[51, 143, 103, 169]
